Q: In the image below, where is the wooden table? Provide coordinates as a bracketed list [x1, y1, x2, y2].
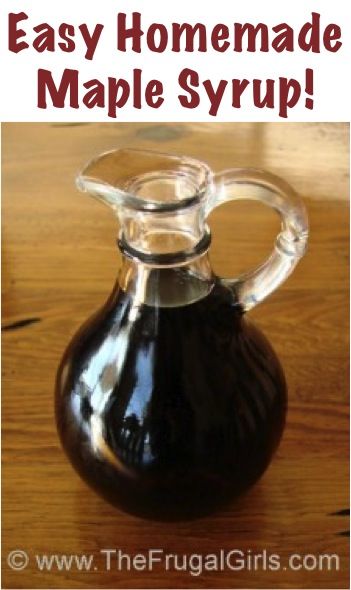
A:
[2, 123, 349, 589]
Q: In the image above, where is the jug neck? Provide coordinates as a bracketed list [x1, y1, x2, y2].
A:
[117, 251, 215, 308]
[117, 202, 211, 267]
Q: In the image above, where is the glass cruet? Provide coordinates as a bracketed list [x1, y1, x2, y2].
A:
[55, 148, 308, 520]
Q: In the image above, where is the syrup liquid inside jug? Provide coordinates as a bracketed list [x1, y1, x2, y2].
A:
[56, 274, 286, 520]
[56, 149, 307, 520]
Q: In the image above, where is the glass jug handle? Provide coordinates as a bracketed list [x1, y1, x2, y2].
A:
[206, 169, 309, 311]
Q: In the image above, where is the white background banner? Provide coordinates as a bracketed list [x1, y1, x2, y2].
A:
[0, 0, 350, 121]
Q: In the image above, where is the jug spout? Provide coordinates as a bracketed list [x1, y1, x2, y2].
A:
[76, 149, 213, 262]
[76, 148, 211, 213]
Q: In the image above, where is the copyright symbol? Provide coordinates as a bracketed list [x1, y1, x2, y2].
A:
[7, 550, 29, 570]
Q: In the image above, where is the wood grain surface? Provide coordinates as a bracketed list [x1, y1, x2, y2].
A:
[2, 122, 349, 589]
